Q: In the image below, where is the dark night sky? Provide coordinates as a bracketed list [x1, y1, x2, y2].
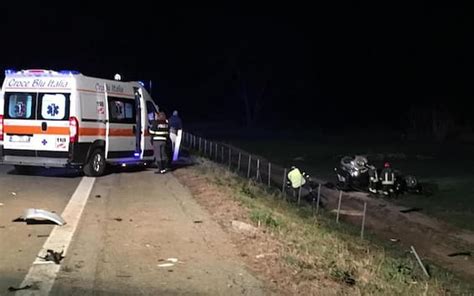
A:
[1, 3, 472, 131]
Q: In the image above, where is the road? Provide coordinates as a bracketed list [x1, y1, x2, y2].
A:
[0, 165, 265, 296]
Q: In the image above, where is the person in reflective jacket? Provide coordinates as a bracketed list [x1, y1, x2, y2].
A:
[149, 112, 170, 174]
[287, 166, 325, 207]
[380, 162, 396, 196]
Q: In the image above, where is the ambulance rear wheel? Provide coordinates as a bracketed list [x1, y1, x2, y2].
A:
[84, 149, 106, 177]
[14, 165, 35, 174]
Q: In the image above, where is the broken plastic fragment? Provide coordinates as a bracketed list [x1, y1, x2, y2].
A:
[21, 208, 66, 225]
[158, 263, 174, 268]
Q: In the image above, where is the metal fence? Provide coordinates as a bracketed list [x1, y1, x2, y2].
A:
[180, 131, 434, 277]
[181, 131, 369, 239]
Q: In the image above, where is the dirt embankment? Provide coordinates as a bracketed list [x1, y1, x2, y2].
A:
[174, 161, 474, 292]
[174, 168, 363, 295]
[319, 187, 474, 280]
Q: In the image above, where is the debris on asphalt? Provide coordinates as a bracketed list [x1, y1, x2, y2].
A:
[39, 249, 64, 264]
[390, 238, 400, 242]
[0, 202, 4, 206]
[158, 258, 179, 267]
[447, 251, 471, 257]
[8, 284, 32, 291]
[193, 220, 203, 223]
[14, 208, 66, 226]
[116, 274, 132, 278]
[37, 234, 49, 238]
[113, 218, 123, 222]
[95, 194, 101, 198]
[11, 192, 17, 197]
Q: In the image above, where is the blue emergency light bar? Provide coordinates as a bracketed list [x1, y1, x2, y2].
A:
[4, 69, 81, 76]
[4, 69, 16, 75]
[59, 70, 81, 75]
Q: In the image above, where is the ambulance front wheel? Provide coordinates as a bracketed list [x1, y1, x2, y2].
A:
[84, 149, 106, 177]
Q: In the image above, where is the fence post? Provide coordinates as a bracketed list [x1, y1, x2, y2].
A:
[256, 159, 260, 181]
[361, 202, 367, 239]
[199, 137, 202, 152]
[411, 246, 430, 278]
[336, 190, 342, 223]
[228, 148, 231, 169]
[204, 139, 207, 155]
[221, 146, 224, 163]
[215, 143, 218, 160]
[267, 163, 271, 187]
[297, 185, 302, 205]
[282, 168, 287, 199]
[316, 183, 321, 214]
[247, 155, 252, 178]
[237, 152, 241, 171]
[210, 142, 213, 158]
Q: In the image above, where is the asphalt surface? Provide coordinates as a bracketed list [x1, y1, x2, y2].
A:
[0, 165, 264, 296]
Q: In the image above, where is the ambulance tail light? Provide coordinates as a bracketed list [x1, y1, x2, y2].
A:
[0, 115, 4, 141]
[69, 116, 79, 143]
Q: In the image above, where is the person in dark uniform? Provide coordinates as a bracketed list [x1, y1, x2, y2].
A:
[149, 112, 170, 174]
[380, 162, 396, 196]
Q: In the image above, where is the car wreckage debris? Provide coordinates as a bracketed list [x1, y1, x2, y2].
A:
[38, 249, 65, 264]
[8, 284, 32, 291]
[447, 251, 471, 257]
[399, 207, 422, 213]
[14, 208, 66, 226]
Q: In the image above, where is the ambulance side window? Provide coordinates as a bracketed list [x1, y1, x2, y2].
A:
[146, 101, 157, 123]
[108, 97, 135, 124]
[38, 93, 70, 120]
[5, 93, 36, 119]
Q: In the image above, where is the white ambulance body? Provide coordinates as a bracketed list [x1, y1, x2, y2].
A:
[0, 69, 159, 176]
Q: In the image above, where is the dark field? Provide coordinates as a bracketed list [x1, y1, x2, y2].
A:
[199, 127, 474, 231]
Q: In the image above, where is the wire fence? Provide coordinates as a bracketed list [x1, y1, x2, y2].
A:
[181, 131, 369, 239]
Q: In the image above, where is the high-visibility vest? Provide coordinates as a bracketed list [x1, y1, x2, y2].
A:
[149, 119, 169, 141]
[380, 168, 395, 185]
[287, 168, 306, 189]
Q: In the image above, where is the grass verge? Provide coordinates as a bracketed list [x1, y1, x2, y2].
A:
[192, 158, 474, 295]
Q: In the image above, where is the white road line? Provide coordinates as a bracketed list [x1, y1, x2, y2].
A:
[15, 177, 96, 296]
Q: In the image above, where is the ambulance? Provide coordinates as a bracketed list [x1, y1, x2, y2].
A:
[0, 69, 159, 176]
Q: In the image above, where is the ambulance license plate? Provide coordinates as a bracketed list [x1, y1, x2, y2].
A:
[9, 135, 31, 143]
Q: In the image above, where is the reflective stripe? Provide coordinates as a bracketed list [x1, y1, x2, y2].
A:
[153, 136, 167, 141]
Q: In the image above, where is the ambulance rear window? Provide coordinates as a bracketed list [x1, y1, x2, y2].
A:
[38, 93, 69, 120]
[6, 93, 35, 119]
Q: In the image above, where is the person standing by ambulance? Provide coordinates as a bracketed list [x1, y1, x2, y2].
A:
[169, 110, 183, 162]
[149, 112, 170, 174]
